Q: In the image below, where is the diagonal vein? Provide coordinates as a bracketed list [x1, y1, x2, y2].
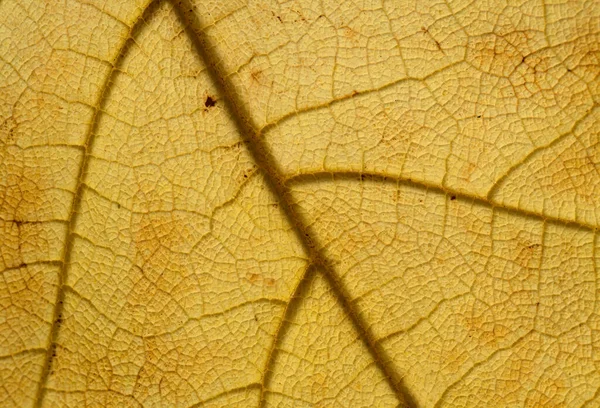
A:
[486, 104, 599, 202]
[170, 1, 418, 406]
[32, 2, 162, 406]
[285, 171, 600, 231]
[258, 264, 316, 407]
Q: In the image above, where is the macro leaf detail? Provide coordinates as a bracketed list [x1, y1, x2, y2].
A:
[1, 0, 599, 407]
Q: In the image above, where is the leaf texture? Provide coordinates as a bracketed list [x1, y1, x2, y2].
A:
[0, 0, 599, 407]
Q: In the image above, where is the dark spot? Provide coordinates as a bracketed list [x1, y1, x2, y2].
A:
[450, 195, 456, 201]
[117, 203, 121, 209]
[204, 96, 216, 108]
[250, 69, 263, 83]
[476, 115, 481, 118]
[271, 203, 279, 209]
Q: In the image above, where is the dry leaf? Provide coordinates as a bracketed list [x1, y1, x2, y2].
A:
[1, 0, 599, 406]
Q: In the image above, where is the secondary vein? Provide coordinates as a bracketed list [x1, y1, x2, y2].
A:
[33, 2, 162, 406]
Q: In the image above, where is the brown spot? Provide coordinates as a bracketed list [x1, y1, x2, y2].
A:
[0, 116, 17, 144]
[0, 145, 79, 268]
[291, 9, 307, 23]
[464, 313, 510, 347]
[341, 26, 358, 40]
[237, 164, 258, 184]
[450, 195, 456, 201]
[270, 12, 283, 23]
[246, 273, 276, 287]
[421, 26, 443, 51]
[247, 273, 260, 284]
[250, 69, 264, 85]
[459, 162, 477, 182]
[131, 211, 207, 293]
[204, 96, 216, 108]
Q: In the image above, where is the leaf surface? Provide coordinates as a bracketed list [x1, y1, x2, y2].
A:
[0, 0, 599, 407]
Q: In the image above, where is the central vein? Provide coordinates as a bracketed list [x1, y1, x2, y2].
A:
[170, 0, 419, 407]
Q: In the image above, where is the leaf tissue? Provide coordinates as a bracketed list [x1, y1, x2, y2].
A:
[1, 0, 599, 406]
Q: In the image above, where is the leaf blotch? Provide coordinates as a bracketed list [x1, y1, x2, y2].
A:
[204, 95, 216, 108]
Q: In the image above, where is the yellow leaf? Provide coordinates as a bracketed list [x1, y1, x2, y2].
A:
[1, 0, 598, 407]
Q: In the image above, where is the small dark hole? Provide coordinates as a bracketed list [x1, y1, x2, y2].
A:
[450, 195, 456, 200]
[205, 96, 216, 108]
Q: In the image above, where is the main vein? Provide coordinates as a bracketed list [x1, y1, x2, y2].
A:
[170, 1, 418, 407]
[33, 2, 162, 406]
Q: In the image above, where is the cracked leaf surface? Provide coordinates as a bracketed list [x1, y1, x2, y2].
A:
[0, 0, 599, 407]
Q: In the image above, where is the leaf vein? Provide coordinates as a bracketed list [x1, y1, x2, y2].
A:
[32, 2, 163, 406]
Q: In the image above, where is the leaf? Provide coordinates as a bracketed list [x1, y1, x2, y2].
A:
[1, 0, 599, 406]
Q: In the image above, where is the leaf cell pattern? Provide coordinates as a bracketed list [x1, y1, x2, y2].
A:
[0, 0, 599, 407]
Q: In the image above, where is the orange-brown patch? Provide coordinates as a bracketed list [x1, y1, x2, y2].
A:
[514, 242, 541, 268]
[467, 31, 537, 77]
[247, 273, 260, 284]
[250, 69, 265, 85]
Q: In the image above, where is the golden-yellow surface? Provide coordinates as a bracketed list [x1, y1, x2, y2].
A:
[0, 0, 599, 407]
